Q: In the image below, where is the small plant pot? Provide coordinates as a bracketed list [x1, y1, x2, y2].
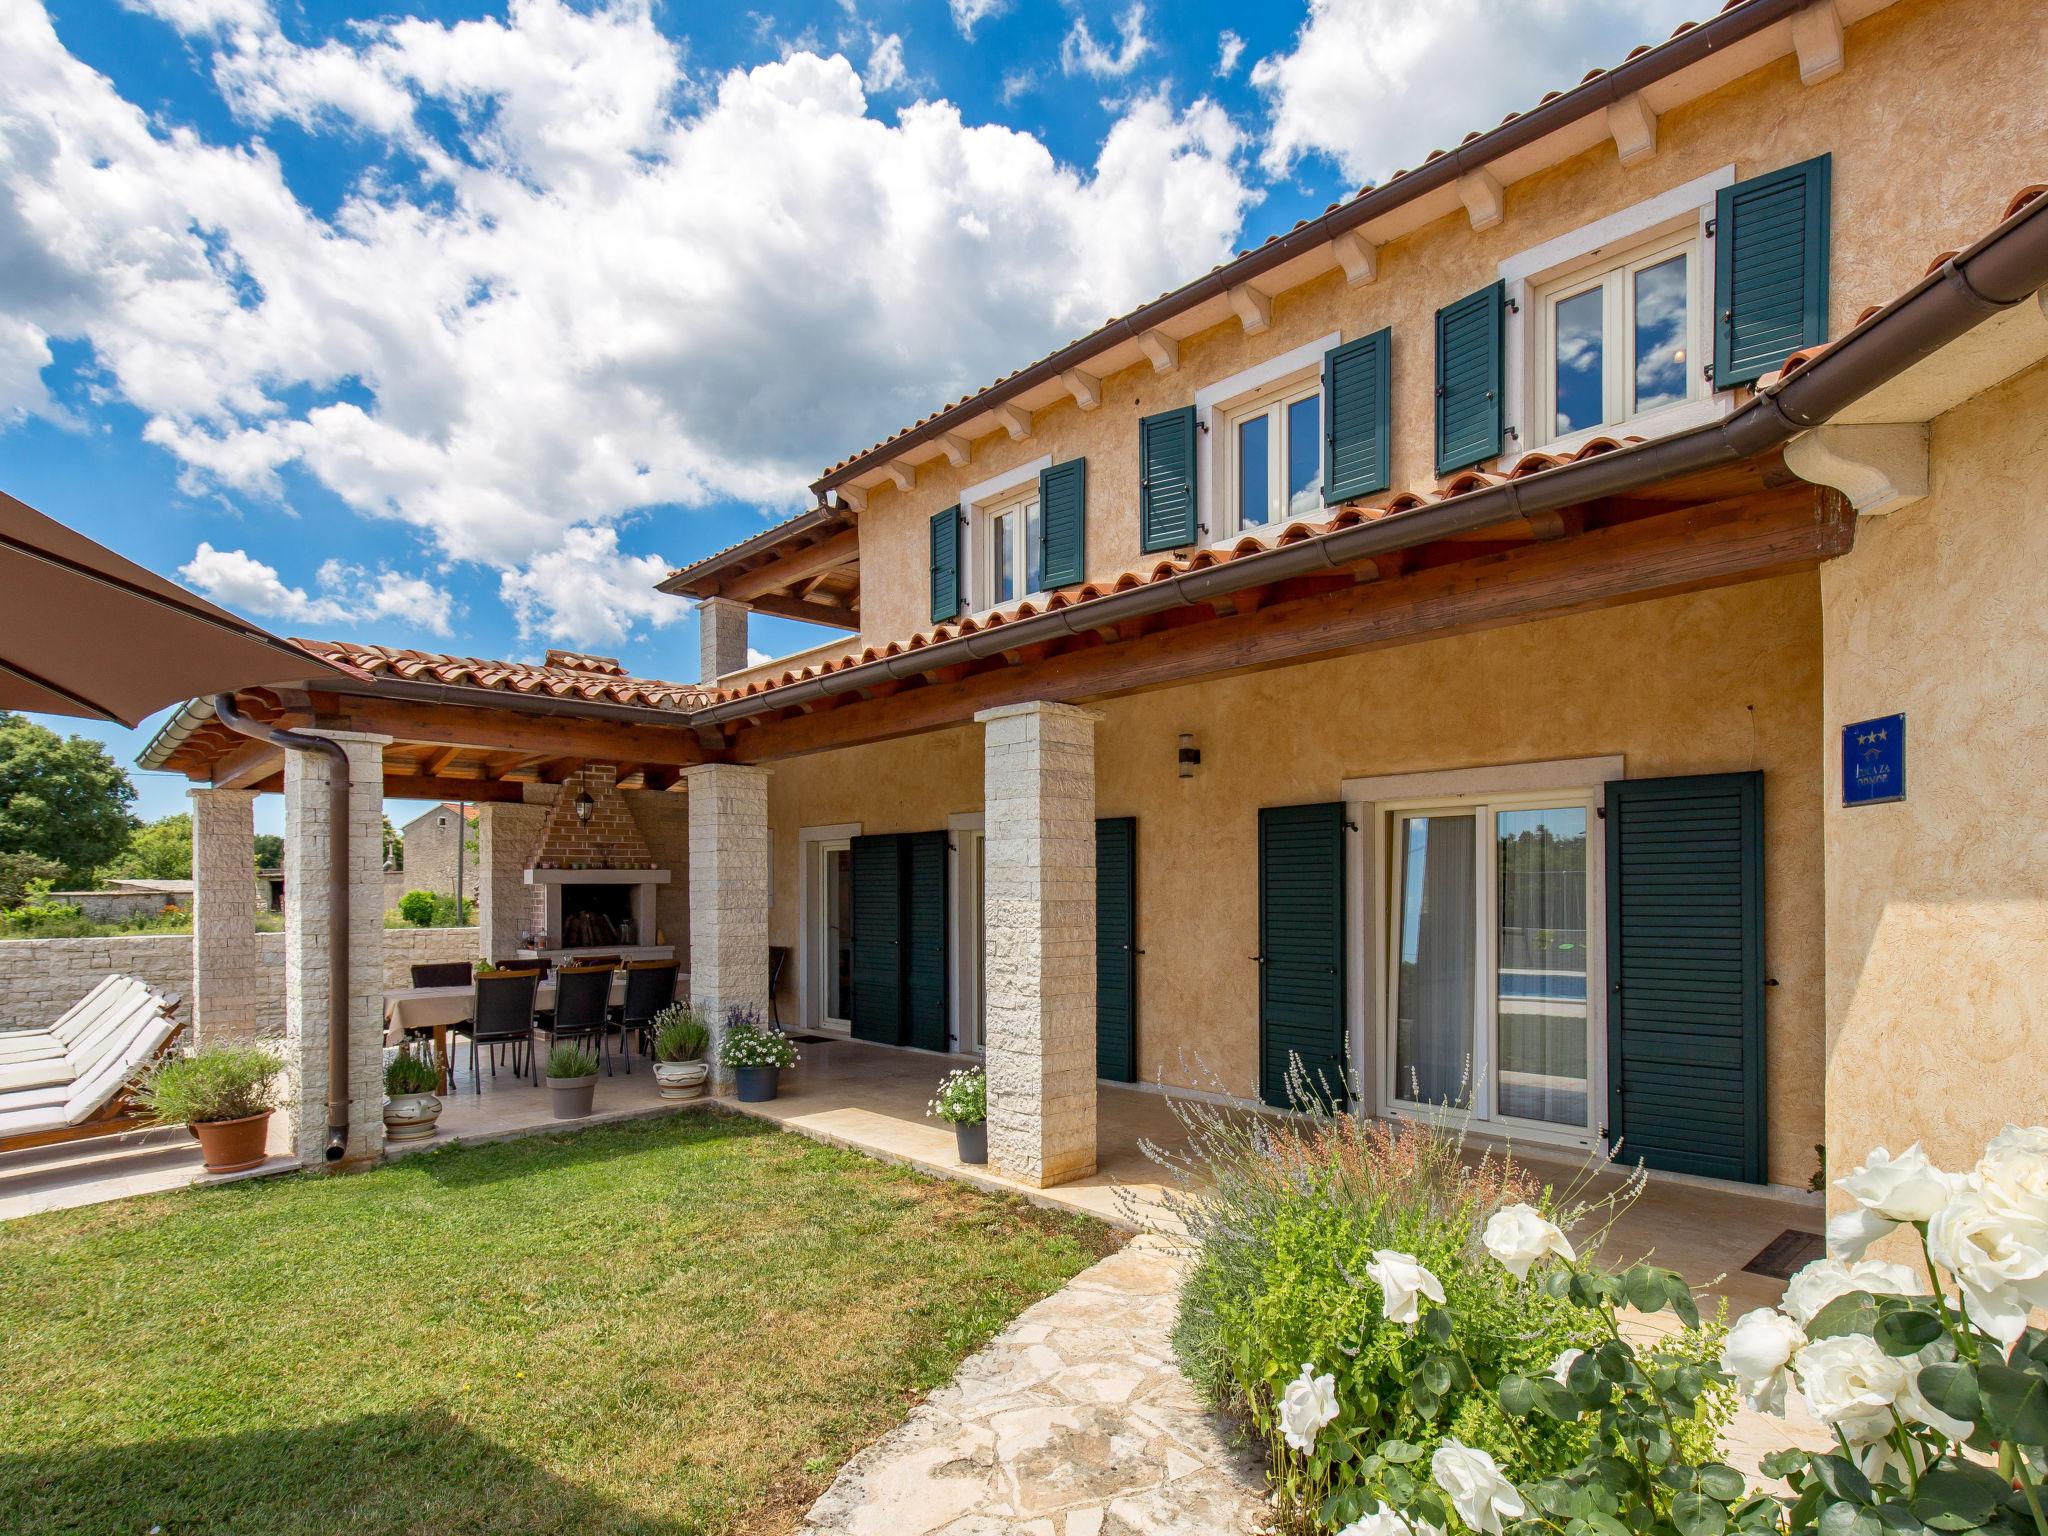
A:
[189, 1111, 272, 1174]
[383, 1092, 442, 1142]
[734, 1065, 780, 1103]
[547, 1073, 599, 1119]
[953, 1119, 988, 1165]
[653, 1060, 710, 1101]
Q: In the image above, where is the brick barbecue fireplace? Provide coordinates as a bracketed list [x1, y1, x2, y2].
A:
[520, 765, 673, 960]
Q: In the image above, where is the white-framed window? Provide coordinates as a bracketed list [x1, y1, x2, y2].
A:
[1534, 233, 1701, 446]
[980, 480, 1042, 608]
[1220, 377, 1323, 536]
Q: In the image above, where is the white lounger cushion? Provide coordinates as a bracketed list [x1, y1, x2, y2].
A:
[0, 1057, 74, 1092]
[0, 975, 180, 1138]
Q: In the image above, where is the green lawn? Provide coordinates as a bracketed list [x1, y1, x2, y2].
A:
[0, 1111, 1118, 1535]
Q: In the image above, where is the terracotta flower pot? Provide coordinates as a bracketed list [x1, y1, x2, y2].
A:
[547, 1072, 598, 1119]
[189, 1111, 272, 1174]
[383, 1092, 443, 1142]
[653, 1060, 709, 1101]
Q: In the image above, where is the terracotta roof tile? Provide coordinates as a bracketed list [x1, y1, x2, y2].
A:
[291, 640, 711, 712]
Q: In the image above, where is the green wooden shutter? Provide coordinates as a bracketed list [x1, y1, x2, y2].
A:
[1435, 281, 1505, 475]
[1038, 458, 1087, 589]
[1257, 803, 1348, 1111]
[929, 505, 961, 624]
[1139, 408, 1198, 551]
[1604, 772, 1766, 1183]
[1095, 817, 1137, 1083]
[1715, 154, 1831, 388]
[1322, 328, 1391, 504]
[849, 834, 906, 1045]
[904, 830, 949, 1052]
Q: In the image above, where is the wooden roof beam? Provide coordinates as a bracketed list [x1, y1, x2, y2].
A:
[721, 526, 860, 603]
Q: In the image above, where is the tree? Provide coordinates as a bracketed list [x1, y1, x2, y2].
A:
[100, 812, 193, 882]
[382, 817, 403, 871]
[0, 851, 64, 910]
[252, 833, 284, 869]
[0, 713, 137, 885]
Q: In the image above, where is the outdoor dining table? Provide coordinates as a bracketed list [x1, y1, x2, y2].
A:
[382, 973, 634, 1093]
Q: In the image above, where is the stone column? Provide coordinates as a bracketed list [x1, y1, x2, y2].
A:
[976, 701, 1101, 1188]
[683, 763, 770, 1091]
[699, 597, 749, 685]
[189, 787, 260, 1046]
[283, 729, 391, 1170]
[476, 799, 547, 961]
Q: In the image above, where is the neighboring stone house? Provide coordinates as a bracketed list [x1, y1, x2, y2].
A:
[399, 803, 479, 906]
[43, 880, 192, 923]
[144, 0, 2048, 1188]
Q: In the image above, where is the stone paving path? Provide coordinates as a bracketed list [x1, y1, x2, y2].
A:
[800, 1233, 1270, 1536]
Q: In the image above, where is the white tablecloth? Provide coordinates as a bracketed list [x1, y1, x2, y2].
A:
[382, 975, 632, 1046]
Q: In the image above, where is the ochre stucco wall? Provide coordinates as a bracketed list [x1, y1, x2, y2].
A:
[844, 0, 2044, 652]
[1819, 360, 2048, 1186]
[767, 573, 1824, 1186]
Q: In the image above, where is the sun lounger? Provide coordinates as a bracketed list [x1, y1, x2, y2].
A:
[0, 977, 185, 1154]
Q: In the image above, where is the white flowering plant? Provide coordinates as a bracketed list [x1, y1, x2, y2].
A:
[928, 1067, 986, 1126]
[716, 1018, 798, 1071]
[1729, 1127, 2048, 1536]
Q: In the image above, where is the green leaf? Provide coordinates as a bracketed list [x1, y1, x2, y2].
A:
[1977, 1361, 2048, 1444]
[1584, 1513, 1633, 1536]
[1917, 1363, 1981, 1426]
[1626, 1266, 1669, 1314]
[1676, 1492, 1729, 1536]
[1536, 1380, 1584, 1422]
[1911, 1467, 2009, 1531]
[1597, 1341, 1635, 1382]
[1699, 1464, 1749, 1502]
[1874, 1309, 1947, 1357]
[1807, 1292, 1885, 1341]
[1380, 1440, 1424, 1464]
[1674, 1365, 1706, 1403]
[1821, 1502, 1882, 1536]
[1671, 1284, 1702, 1329]
[1424, 1307, 1455, 1344]
[1813, 1455, 1875, 1505]
[1501, 1375, 1539, 1418]
[1761, 1449, 1811, 1479]
[1421, 1356, 1455, 1396]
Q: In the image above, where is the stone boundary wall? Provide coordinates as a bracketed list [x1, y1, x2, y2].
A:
[0, 926, 479, 1036]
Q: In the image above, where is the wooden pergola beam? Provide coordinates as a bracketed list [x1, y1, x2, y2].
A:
[721, 527, 860, 602]
[308, 696, 705, 768]
[377, 775, 530, 804]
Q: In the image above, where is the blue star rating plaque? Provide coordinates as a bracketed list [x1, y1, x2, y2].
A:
[1842, 714, 1906, 806]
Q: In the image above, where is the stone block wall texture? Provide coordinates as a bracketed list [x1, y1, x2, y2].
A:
[477, 799, 548, 960]
[283, 731, 390, 1169]
[398, 806, 479, 907]
[978, 701, 1099, 1188]
[190, 788, 260, 1045]
[684, 763, 770, 1089]
[622, 789, 691, 957]
[0, 928, 479, 1036]
[699, 596, 749, 685]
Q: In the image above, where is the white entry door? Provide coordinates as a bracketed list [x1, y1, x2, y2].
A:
[949, 816, 986, 1053]
[804, 833, 855, 1033]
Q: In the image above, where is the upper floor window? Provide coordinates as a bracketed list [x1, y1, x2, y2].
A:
[982, 482, 1042, 607]
[1224, 379, 1323, 534]
[1536, 234, 1700, 446]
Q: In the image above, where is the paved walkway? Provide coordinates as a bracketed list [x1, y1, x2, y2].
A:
[801, 1234, 1270, 1536]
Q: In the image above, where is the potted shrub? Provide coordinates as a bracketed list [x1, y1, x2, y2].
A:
[928, 1066, 988, 1164]
[544, 1042, 600, 1119]
[649, 1003, 710, 1101]
[719, 1018, 798, 1103]
[382, 1046, 442, 1141]
[131, 1045, 283, 1173]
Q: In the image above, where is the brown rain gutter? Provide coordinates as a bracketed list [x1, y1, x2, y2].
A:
[707, 191, 2048, 729]
[811, 0, 1819, 498]
[211, 694, 354, 1165]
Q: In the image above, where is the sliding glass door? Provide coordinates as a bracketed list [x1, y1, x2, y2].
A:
[1384, 794, 1598, 1141]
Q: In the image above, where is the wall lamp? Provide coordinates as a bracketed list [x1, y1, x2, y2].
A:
[1177, 733, 1202, 779]
[574, 786, 595, 823]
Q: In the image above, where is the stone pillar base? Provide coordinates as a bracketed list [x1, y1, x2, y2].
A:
[684, 763, 771, 1093]
[190, 787, 260, 1047]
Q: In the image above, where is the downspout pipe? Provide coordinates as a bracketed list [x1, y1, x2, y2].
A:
[210, 693, 353, 1164]
[700, 189, 2048, 730]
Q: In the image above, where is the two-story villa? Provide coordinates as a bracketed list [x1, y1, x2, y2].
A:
[149, 0, 2048, 1193]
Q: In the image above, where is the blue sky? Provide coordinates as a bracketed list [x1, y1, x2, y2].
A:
[0, 0, 1695, 833]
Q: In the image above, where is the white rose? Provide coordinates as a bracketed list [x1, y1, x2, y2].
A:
[1979, 1126, 2048, 1227]
[1721, 1308, 1806, 1414]
[1365, 1249, 1446, 1328]
[1548, 1347, 1584, 1386]
[1432, 1441, 1527, 1535]
[1793, 1334, 1910, 1444]
[1277, 1363, 1340, 1452]
[1782, 1257, 1920, 1327]
[1838, 1144, 1954, 1224]
[1926, 1184, 2048, 1346]
[1340, 1512, 1445, 1536]
[1483, 1204, 1576, 1281]
[1827, 1205, 1897, 1263]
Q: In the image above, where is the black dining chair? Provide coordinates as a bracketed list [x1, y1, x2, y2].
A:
[450, 970, 538, 1092]
[536, 964, 615, 1079]
[611, 960, 678, 1072]
[411, 961, 474, 989]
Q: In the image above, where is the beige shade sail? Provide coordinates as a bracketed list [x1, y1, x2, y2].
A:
[0, 489, 347, 726]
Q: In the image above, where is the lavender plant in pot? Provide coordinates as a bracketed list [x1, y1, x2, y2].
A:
[382, 1045, 442, 1141]
[649, 1003, 711, 1101]
[929, 1066, 987, 1164]
[544, 1042, 600, 1119]
[131, 1046, 283, 1173]
[719, 1016, 798, 1103]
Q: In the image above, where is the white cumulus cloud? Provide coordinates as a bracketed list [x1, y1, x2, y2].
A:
[948, 0, 1006, 40]
[1216, 30, 1245, 78]
[0, 0, 1254, 647]
[862, 32, 907, 94]
[1062, 3, 1152, 79]
[1251, 0, 1697, 184]
[181, 542, 455, 633]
